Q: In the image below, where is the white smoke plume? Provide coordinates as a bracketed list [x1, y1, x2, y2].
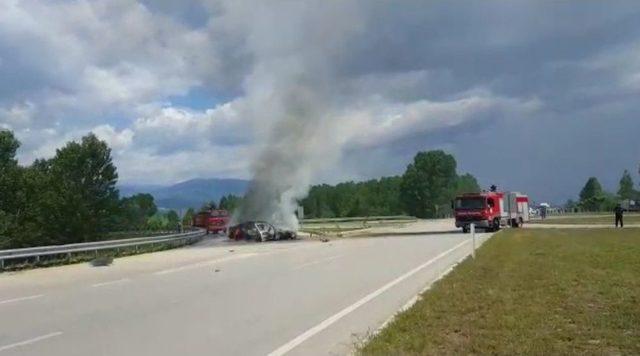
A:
[224, 1, 364, 229]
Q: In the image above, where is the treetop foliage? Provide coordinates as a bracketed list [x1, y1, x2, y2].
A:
[0, 130, 172, 249]
[2, 128, 484, 247]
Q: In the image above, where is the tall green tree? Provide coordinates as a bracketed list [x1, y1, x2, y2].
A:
[10, 159, 55, 248]
[116, 193, 158, 230]
[400, 150, 458, 218]
[579, 177, 605, 211]
[0, 130, 22, 247]
[455, 173, 481, 194]
[564, 199, 577, 211]
[219, 194, 242, 212]
[182, 208, 195, 226]
[617, 170, 634, 200]
[167, 210, 180, 229]
[44, 134, 120, 243]
[0, 130, 19, 165]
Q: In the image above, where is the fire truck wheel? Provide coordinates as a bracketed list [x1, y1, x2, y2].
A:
[462, 226, 469, 233]
[492, 218, 501, 231]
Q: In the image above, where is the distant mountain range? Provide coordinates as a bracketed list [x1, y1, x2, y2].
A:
[118, 178, 249, 210]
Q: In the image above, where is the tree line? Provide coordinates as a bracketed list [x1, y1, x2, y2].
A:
[2, 127, 480, 248]
[572, 169, 640, 212]
[302, 150, 481, 219]
[0, 130, 181, 249]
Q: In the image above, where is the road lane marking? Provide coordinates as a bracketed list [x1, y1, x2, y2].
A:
[153, 253, 259, 275]
[375, 235, 493, 334]
[0, 332, 63, 352]
[293, 255, 343, 270]
[0, 294, 44, 305]
[91, 278, 131, 288]
[268, 239, 470, 356]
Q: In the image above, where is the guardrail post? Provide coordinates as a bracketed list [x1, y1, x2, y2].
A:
[1, 258, 4, 270]
[471, 223, 476, 259]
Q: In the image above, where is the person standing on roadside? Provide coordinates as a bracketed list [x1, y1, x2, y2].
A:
[614, 204, 625, 228]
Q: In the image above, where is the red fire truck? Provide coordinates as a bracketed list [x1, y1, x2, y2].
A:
[193, 209, 230, 234]
[453, 191, 529, 233]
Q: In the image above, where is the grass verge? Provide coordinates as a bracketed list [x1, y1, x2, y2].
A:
[360, 228, 640, 355]
[301, 217, 417, 237]
[530, 213, 640, 225]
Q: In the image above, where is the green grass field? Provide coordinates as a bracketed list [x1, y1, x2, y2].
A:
[360, 228, 640, 355]
[530, 213, 640, 225]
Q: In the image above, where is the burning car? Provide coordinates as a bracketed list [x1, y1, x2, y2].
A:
[228, 221, 297, 242]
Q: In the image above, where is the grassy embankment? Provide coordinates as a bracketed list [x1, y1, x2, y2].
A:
[299, 216, 416, 236]
[530, 213, 640, 225]
[361, 228, 640, 355]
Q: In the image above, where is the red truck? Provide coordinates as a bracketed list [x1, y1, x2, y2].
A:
[193, 209, 230, 234]
[453, 191, 529, 233]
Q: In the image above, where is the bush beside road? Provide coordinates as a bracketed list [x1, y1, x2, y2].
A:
[361, 228, 640, 355]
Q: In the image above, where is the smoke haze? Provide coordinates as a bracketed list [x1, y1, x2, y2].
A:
[229, 2, 363, 229]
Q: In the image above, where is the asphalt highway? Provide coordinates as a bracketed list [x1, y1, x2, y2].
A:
[0, 221, 491, 355]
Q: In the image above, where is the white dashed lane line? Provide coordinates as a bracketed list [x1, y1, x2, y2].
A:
[0, 294, 44, 305]
[293, 255, 343, 270]
[153, 253, 259, 275]
[0, 332, 63, 353]
[91, 278, 131, 288]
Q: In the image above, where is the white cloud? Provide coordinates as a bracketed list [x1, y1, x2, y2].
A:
[0, 102, 35, 129]
[92, 125, 134, 152]
[1, 0, 638, 203]
[333, 92, 543, 150]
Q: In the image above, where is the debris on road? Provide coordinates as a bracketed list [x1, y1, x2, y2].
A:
[90, 256, 114, 267]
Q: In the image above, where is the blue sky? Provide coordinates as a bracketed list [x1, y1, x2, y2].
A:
[0, 1, 639, 204]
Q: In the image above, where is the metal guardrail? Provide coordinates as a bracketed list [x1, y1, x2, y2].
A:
[0, 228, 206, 269]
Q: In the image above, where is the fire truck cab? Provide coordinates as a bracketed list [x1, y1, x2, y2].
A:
[453, 191, 529, 233]
[193, 209, 230, 235]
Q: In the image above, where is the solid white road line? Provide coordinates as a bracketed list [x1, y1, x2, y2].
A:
[375, 235, 490, 334]
[0, 294, 44, 305]
[293, 255, 343, 270]
[0, 332, 63, 353]
[268, 239, 470, 356]
[91, 278, 131, 288]
[153, 253, 259, 275]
